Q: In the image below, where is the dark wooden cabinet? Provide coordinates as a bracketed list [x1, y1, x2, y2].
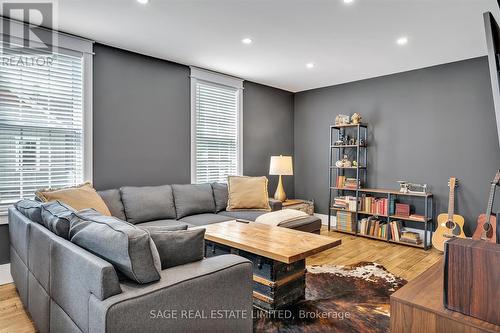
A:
[391, 260, 500, 333]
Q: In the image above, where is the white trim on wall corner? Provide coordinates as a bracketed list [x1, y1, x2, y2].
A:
[0, 264, 12, 286]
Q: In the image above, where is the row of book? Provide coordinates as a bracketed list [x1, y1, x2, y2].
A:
[358, 195, 394, 216]
[335, 176, 359, 189]
[389, 221, 422, 244]
[359, 218, 388, 238]
[333, 196, 358, 211]
[336, 211, 356, 232]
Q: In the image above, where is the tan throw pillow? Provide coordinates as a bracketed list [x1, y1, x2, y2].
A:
[226, 176, 271, 211]
[35, 182, 112, 216]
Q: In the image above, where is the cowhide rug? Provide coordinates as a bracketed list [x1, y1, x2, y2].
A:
[253, 262, 407, 333]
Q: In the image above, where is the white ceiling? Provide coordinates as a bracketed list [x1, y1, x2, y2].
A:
[5, 0, 500, 92]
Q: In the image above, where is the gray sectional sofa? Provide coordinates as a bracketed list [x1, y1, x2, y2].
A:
[9, 182, 321, 333]
[97, 183, 321, 233]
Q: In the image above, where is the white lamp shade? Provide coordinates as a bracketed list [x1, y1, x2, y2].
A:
[269, 155, 293, 176]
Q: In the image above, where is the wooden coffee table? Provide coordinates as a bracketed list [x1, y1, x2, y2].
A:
[200, 221, 341, 310]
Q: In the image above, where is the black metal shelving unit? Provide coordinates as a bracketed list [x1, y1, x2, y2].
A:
[327, 123, 434, 250]
[328, 123, 368, 235]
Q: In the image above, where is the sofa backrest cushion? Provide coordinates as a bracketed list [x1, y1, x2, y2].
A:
[15, 199, 43, 224]
[211, 183, 228, 212]
[146, 228, 205, 269]
[120, 185, 176, 224]
[171, 184, 216, 219]
[98, 189, 126, 221]
[69, 209, 161, 284]
[40, 201, 76, 239]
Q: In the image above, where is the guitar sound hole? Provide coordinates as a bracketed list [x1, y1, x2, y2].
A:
[445, 220, 456, 229]
[483, 223, 491, 232]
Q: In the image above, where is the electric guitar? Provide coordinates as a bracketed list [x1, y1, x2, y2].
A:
[472, 170, 500, 243]
[432, 177, 466, 252]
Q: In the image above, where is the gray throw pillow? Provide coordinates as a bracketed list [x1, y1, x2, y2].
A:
[147, 228, 205, 269]
[172, 184, 216, 219]
[40, 201, 75, 239]
[69, 209, 161, 284]
[15, 199, 43, 224]
[98, 189, 126, 220]
[211, 182, 228, 212]
[120, 185, 176, 224]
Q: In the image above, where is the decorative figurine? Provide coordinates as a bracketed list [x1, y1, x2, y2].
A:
[336, 155, 352, 168]
[351, 113, 362, 124]
[397, 181, 428, 194]
[335, 114, 350, 126]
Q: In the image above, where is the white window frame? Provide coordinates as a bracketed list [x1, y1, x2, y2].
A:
[190, 67, 243, 184]
[0, 18, 93, 222]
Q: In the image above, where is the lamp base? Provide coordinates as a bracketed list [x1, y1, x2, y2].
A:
[274, 175, 287, 202]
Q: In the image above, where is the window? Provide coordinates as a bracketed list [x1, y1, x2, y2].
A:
[190, 67, 243, 184]
[0, 18, 93, 217]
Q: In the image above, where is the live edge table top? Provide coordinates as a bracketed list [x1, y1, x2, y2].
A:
[199, 221, 341, 264]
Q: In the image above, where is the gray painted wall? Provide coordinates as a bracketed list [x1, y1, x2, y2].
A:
[243, 82, 295, 197]
[93, 44, 295, 194]
[294, 57, 500, 234]
[93, 44, 191, 189]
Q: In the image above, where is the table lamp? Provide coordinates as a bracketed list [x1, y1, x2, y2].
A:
[269, 155, 293, 202]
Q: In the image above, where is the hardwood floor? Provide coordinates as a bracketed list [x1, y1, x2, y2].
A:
[0, 226, 442, 332]
[307, 227, 442, 281]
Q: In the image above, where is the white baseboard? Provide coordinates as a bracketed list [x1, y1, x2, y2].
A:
[0, 264, 12, 285]
[315, 213, 336, 227]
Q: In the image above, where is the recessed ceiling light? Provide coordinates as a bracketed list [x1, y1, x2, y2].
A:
[137, 0, 149, 4]
[306, 62, 315, 69]
[241, 38, 253, 45]
[343, 0, 354, 4]
[396, 36, 408, 45]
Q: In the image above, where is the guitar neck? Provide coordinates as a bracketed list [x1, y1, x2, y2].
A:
[485, 183, 496, 217]
[448, 184, 455, 220]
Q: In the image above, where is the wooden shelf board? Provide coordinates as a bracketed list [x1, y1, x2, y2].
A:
[333, 228, 356, 235]
[330, 187, 358, 191]
[389, 215, 430, 223]
[331, 123, 368, 129]
[388, 239, 425, 249]
[330, 144, 365, 148]
[330, 207, 356, 213]
[357, 188, 432, 197]
[358, 233, 387, 241]
[330, 166, 367, 169]
[358, 211, 388, 218]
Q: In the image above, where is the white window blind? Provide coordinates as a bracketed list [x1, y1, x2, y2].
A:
[0, 43, 85, 215]
[191, 68, 243, 184]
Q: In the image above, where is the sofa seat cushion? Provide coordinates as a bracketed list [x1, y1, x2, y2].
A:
[98, 189, 126, 221]
[120, 185, 176, 224]
[15, 199, 43, 224]
[211, 182, 228, 212]
[137, 219, 190, 229]
[180, 213, 233, 226]
[69, 209, 161, 284]
[218, 210, 267, 222]
[40, 201, 76, 239]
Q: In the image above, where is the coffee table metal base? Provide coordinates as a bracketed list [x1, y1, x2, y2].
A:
[205, 240, 306, 310]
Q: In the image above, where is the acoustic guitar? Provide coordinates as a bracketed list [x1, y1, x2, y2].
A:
[432, 177, 466, 252]
[472, 170, 500, 243]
